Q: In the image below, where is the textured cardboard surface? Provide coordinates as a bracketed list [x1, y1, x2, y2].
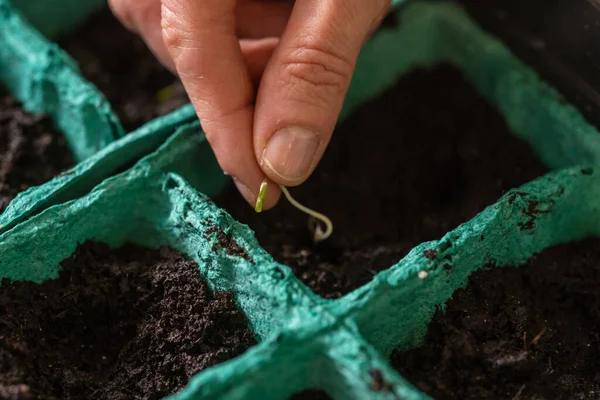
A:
[2, 1, 600, 399]
[0, 0, 120, 160]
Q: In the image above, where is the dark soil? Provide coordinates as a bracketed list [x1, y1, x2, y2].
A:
[216, 64, 548, 299]
[392, 238, 600, 400]
[288, 389, 333, 399]
[0, 241, 256, 400]
[0, 88, 73, 214]
[58, 9, 189, 132]
[378, 9, 399, 30]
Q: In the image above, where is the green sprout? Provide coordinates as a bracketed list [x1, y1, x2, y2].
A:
[254, 179, 269, 213]
[254, 179, 333, 243]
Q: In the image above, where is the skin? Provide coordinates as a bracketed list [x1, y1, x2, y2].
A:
[108, 0, 391, 210]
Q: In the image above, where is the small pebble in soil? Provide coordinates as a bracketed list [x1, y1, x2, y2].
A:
[216, 64, 548, 299]
[0, 87, 73, 214]
[57, 9, 189, 132]
[392, 238, 600, 400]
[0, 241, 256, 399]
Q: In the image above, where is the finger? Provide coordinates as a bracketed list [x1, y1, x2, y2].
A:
[109, 0, 177, 74]
[240, 37, 279, 88]
[254, 0, 391, 186]
[161, 0, 281, 209]
[108, 0, 278, 85]
[236, 0, 293, 38]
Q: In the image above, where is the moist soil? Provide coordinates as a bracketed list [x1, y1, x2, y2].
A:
[58, 9, 189, 132]
[0, 241, 256, 400]
[216, 64, 548, 299]
[392, 238, 600, 400]
[0, 88, 73, 215]
[288, 389, 333, 399]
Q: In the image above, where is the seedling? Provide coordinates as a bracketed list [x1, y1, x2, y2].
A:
[254, 179, 333, 243]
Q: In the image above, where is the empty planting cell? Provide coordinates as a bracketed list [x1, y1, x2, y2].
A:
[57, 9, 189, 132]
[217, 64, 549, 299]
[392, 238, 600, 400]
[0, 87, 73, 214]
[0, 242, 256, 399]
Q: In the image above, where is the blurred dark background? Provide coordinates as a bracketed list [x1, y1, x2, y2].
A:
[457, 0, 600, 128]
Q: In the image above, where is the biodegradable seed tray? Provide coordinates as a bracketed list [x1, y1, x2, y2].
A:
[3, 1, 600, 399]
[0, 0, 119, 160]
[0, 0, 202, 233]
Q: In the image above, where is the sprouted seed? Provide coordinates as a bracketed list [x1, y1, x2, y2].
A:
[254, 179, 269, 213]
[280, 185, 333, 243]
[254, 179, 333, 243]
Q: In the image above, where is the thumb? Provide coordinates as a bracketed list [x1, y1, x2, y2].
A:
[253, 0, 390, 187]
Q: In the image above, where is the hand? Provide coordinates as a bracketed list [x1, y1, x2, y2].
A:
[109, 0, 390, 210]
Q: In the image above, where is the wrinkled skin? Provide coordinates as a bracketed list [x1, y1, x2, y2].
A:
[108, 0, 391, 209]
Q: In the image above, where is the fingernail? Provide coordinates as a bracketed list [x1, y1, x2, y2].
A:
[262, 126, 319, 182]
[233, 178, 255, 206]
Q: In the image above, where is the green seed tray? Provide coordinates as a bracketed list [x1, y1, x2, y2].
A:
[0, 0, 199, 232]
[9, 0, 106, 39]
[0, 104, 198, 233]
[3, 1, 600, 399]
[0, 0, 121, 161]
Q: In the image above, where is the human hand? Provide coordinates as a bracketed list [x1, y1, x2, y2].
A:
[109, 0, 391, 210]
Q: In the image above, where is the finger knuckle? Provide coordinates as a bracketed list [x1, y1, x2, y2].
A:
[161, 8, 192, 64]
[162, 8, 203, 57]
[279, 44, 353, 108]
[161, 20, 185, 53]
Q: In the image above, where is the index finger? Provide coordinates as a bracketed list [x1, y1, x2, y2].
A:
[161, 0, 280, 208]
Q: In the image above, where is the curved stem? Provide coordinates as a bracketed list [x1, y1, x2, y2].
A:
[254, 179, 333, 243]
